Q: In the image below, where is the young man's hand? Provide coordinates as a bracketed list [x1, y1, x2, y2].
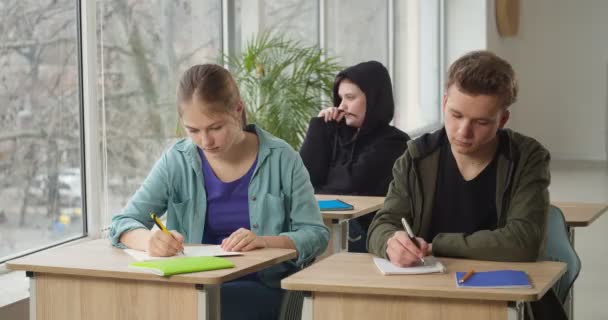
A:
[386, 231, 431, 267]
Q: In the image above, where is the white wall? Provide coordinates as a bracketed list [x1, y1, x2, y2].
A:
[446, 0, 608, 161]
[488, 0, 608, 161]
[445, 0, 488, 65]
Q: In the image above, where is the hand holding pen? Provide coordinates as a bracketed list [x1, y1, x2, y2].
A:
[147, 212, 184, 257]
[385, 217, 430, 267]
[401, 217, 426, 265]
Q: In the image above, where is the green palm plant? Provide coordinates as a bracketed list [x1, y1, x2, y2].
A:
[222, 33, 342, 149]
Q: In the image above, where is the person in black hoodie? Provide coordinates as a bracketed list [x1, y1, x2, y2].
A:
[299, 61, 410, 252]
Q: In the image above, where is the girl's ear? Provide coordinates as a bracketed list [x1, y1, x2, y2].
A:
[235, 100, 244, 113]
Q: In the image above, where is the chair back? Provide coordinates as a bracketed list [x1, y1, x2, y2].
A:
[543, 205, 582, 304]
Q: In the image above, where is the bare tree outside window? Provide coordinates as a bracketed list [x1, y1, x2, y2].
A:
[234, 0, 318, 53]
[97, 0, 222, 225]
[325, 0, 389, 66]
[0, 0, 82, 261]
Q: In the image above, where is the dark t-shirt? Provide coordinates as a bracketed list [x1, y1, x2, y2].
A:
[427, 140, 499, 242]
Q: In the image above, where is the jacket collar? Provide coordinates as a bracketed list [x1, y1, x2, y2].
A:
[409, 127, 513, 161]
[174, 124, 285, 177]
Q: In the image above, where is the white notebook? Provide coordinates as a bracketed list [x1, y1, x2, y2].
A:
[373, 256, 446, 275]
[124, 245, 242, 262]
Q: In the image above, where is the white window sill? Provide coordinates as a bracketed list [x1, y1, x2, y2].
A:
[0, 266, 28, 308]
[0, 235, 102, 309]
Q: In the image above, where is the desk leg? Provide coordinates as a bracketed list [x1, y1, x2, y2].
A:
[197, 284, 221, 320]
[566, 227, 575, 320]
[27, 272, 35, 320]
[320, 219, 348, 258]
[329, 219, 348, 253]
[507, 301, 524, 320]
[302, 292, 313, 320]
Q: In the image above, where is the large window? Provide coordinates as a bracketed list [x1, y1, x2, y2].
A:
[0, 0, 84, 262]
[0, 0, 443, 259]
[97, 0, 222, 227]
[232, 0, 319, 53]
[325, 0, 389, 66]
[95, 0, 442, 230]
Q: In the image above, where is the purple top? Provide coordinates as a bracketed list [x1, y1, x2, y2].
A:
[199, 148, 257, 245]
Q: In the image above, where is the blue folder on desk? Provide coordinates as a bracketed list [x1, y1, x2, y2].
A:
[456, 270, 532, 288]
[318, 199, 354, 211]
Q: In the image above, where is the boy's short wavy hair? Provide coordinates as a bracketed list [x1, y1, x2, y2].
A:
[447, 50, 518, 108]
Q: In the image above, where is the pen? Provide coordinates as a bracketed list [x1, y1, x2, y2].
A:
[459, 269, 475, 284]
[150, 212, 183, 255]
[401, 217, 426, 264]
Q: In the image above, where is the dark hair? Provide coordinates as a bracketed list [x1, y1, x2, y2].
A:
[446, 50, 518, 108]
[177, 64, 246, 126]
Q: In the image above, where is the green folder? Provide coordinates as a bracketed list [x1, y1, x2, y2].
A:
[128, 256, 235, 276]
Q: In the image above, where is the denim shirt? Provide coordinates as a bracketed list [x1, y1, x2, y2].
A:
[110, 125, 329, 286]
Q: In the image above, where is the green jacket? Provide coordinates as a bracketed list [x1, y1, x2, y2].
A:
[110, 125, 329, 286]
[367, 128, 551, 262]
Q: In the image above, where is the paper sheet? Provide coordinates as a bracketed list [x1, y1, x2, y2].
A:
[373, 256, 446, 275]
[124, 245, 242, 261]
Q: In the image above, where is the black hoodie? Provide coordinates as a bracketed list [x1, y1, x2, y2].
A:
[300, 61, 410, 196]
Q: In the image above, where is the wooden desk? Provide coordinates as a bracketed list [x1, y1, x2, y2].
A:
[554, 202, 608, 228]
[7, 239, 296, 320]
[282, 253, 566, 320]
[317, 195, 384, 255]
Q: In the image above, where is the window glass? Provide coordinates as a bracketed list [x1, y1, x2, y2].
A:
[0, 0, 83, 262]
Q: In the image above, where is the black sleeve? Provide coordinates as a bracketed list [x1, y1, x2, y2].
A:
[299, 117, 332, 190]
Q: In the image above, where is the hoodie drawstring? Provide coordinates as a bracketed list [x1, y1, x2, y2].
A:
[330, 133, 339, 165]
[346, 139, 357, 169]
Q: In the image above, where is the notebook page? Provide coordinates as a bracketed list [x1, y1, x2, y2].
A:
[373, 256, 446, 275]
[124, 245, 241, 261]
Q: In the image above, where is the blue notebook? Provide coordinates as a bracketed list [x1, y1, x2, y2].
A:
[318, 199, 354, 211]
[455, 270, 532, 288]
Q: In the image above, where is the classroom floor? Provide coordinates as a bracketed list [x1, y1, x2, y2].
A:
[549, 160, 608, 320]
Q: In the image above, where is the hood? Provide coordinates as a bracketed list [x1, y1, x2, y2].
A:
[332, 60, 395, 137]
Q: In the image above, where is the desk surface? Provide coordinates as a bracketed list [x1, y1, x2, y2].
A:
[282, 253, 565, 302]
[554, 202, 608, 227]
[317, 195, 384, 220]
[7, 239, 296, 285]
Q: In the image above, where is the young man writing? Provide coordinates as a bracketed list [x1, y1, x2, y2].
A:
[367, 51, 562, 319]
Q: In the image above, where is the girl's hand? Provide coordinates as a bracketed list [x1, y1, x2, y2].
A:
[221, 228, 268, 251]
[147, 229, 184, 257]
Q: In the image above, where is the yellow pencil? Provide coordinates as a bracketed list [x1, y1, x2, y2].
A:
[150, 212, 183, 254]
[150, 212, 170, 235]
